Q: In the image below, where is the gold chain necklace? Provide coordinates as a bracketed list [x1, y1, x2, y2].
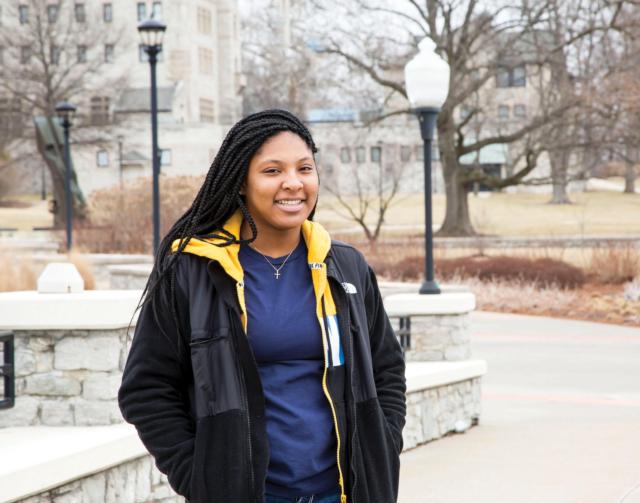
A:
[250, 244, 296, 279]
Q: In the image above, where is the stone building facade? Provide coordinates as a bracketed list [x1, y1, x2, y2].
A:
[2, 0, 243, 196]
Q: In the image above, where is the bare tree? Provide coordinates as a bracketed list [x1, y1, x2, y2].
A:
[319, 133, 409, 247]
[305, 0, 634, 235]
[0, 0, 130, 226]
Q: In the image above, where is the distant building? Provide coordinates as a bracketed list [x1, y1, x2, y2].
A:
[3, 0, 243, 196]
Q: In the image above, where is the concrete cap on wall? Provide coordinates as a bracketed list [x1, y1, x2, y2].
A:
[37, 263, 84, 294]
[0, 290, 143, 330]
[384, 292, 476, 316]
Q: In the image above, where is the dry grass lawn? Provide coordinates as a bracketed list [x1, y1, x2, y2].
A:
[0, 199, 52, 230]
[1, 185, 639, 238]
[315, 190, 640, 237]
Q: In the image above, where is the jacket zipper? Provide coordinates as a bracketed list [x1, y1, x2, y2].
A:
[230, 309, 257, 501]
[328, 276, 359, 502]
[321, 298, 348, 503]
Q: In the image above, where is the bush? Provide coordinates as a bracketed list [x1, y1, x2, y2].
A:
[369, 253, 586, 289]
[75, 175, 204, 253]
[588, 243, 640, 284]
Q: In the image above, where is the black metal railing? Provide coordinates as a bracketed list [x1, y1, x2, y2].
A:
[0, 332, 15, 410]
[395, 316, 411, 353]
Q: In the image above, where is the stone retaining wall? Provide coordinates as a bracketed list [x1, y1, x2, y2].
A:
[0, 328, 130, 428]
[393, 314, 472, 362]
[15, 455, 182, 503]
[403, 377, 481, 450]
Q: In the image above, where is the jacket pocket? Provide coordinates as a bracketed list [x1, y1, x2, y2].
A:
[190, 328, 243, 419]
[352, 397, 401, 503]
[189, 410, 251, 503]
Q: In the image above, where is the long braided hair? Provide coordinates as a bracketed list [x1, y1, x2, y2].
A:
[140, 109, 318, 355]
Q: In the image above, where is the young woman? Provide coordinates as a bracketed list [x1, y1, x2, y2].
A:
[119, 109, 406, 503]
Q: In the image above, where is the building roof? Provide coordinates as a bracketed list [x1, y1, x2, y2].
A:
[460, 142, 508, 165]
[306, 108, 358, 123]
[114, 87, 175, 113]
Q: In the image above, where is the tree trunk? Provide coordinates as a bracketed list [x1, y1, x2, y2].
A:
[437, 162, 475, 236]
[624, 163, 636, 194]
[436, 117, 476, 236]
[548, 149, 572, 204]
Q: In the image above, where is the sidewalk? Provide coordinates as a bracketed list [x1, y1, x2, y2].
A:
[398, 312, 640, 503]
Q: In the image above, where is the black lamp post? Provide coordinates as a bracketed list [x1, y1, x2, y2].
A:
[117, 134, 124, 188]
[55, 101, 77, 251]
[404, 39, 451, 295]
[138, 18, 167, 255]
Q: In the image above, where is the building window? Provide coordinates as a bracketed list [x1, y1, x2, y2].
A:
[415, 145, 423, 161]
[74, 3, 85, 22]
[50, 45, 61, 65]
[400, 146, 412, 162]
[0, 98, 24, 135]
[77, 45, 87, 63]
[498, 105, 510, 120]
[18, 4, 28, 24]
[0, 47, 4, 65]
[513, 104, 527, 118]
[339, 147, 351, 163]
[323, 164, 334, 177]
[496, 65, 526, 88]
[355, 146, 365, 163]
[90, 96, 110, 125]
[152, 1, 162, 19]
[137, 2, 146, 21]
[370, 146, 382, 163]
[160, 149, 172, 166]
[104, 44, 114, 63]
[96, 150, 109, 167]
[432, 144, 440, 161]
[197, 7, 212, 35]
[20, 46, 30, 64]
[199, 47, 213, 75]
[512, 66, 526, 87]
[199, 98, 215, 123]
[47, 4, 59, 23]
[103, 3, 112, 22]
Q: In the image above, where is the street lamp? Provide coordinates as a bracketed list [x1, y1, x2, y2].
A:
[55, 101, 77, 252]
[404, 38, 450, 295]
[117, 134, 124, 188]
[138, 17, 167, 255]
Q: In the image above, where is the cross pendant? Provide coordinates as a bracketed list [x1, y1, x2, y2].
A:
[275, 271, 281, 279]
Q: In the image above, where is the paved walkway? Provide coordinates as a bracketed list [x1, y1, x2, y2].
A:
[399, 311, 640, 503]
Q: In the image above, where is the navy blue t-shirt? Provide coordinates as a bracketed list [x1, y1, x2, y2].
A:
[239, 238, 338, 498]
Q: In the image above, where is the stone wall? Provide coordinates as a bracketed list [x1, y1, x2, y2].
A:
[394, 314, 472, 362]
[403, 377, 482, 450]
[15, 455, 183, 503]
[0, 328, 130, 427]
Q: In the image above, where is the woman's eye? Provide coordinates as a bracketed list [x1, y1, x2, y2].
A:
[300, 165, 314, 171]
[264, 167, 279, 174]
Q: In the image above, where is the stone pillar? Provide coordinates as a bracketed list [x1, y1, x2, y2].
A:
[0, 289, 142, 427]
[384, 292, 476, 361]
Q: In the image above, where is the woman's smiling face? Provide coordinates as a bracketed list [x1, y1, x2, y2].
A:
[242, 131, 319, 234]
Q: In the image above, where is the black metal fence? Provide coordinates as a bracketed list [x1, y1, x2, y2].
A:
[394, 316, 411, 354]
[0, 332, 15, 410]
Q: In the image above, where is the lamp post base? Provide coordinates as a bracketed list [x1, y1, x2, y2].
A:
[419, 280, 441, 295]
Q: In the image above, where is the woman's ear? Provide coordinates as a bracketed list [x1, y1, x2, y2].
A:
[239, 182, 246, 196]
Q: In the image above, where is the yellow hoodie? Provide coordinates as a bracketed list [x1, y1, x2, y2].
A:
[171, 209, 347, 502]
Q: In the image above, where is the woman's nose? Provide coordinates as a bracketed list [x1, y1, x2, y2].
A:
[282, 170, 303, 190]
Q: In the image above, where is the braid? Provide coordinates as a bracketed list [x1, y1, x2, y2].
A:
[140, 109, 318, 355]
